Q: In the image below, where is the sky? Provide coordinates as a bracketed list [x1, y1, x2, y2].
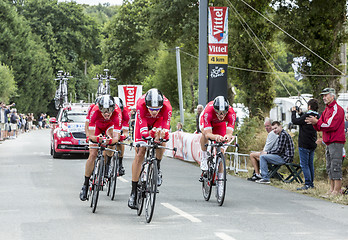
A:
[59, 0, 124, 5]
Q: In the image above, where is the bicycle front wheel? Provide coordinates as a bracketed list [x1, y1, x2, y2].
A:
[109, 154, 119, 200]
[144, 161, 158, 223]
[216, 154, 227, 206]
[202, 160, 213, 201]
[92, 157, 104, 213]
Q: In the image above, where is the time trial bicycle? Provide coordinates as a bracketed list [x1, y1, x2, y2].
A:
[135, 137, 176, 223]
[201, 140, 237, 206]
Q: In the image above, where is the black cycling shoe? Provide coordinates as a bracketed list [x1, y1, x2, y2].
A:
[119, 165, 125, 176]
[79, 185, 88, 201]
[199, 171, 207, 182]
[128, 193, 137, 210]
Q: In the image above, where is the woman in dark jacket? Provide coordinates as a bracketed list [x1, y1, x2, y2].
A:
[291, 99, 320, 190]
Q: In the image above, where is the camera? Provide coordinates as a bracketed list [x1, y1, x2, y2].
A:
[290, 106, 300, 112]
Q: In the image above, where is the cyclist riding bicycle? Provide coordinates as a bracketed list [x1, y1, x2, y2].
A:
[85, 96, 102, 139]
[114, 97, 131, 176]
[79, 95, 122, 201]
[199, 96, 236, 174]
[128, 88, 172, 209]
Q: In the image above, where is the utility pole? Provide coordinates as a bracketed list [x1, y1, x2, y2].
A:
[340, 43, 347, 92]
[198, 0, 208, 105]
[176, 47, 184, 124]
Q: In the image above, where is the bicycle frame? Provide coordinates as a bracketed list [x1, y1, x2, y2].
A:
[202, 140, 237, 206]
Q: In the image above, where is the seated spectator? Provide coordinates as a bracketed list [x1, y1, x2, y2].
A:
[256, 121, 294, 184]
[291, 99, 320, 190]
[247, 117, 278, 181]
[176, 122, 183, 132]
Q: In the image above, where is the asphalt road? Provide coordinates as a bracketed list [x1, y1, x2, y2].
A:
[1, 129, 348, 240]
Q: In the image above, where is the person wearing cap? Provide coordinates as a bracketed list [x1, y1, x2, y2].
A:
[305, 88, 346, 196]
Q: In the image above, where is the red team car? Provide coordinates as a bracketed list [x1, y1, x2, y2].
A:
[50, 103, 90, 158]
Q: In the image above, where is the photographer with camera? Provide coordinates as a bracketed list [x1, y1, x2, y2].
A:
[291, 99, 320, 190]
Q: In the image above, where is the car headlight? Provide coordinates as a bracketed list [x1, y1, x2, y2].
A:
[57, 130, 71, 138]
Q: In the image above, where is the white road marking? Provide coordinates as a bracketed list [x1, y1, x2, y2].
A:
[118, 176, 128, 182]
[161, 203, 201, 223]
[215, 232, 236, 240]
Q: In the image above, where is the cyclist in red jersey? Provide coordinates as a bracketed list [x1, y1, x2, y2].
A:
[199, 96, 236, 173]
[128, 88, 172, 209]
[84, 96, 102, 139]
[114, 97, 131, 176]
[80, 95, 122, 201]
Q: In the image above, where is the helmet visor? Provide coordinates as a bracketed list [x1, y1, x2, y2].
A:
[214, 109, 228, 116]
[147, 106, 162, 112]
[101, 107, 114, 114]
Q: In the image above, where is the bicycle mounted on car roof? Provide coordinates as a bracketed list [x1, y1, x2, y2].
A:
[93, 69, 116, 97]
[54, 70, 73, 110]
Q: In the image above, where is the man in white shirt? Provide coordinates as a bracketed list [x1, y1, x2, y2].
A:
[247, 117, 278, 181]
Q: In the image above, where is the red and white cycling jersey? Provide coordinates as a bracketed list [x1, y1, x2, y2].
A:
[121, 106, 131, 130]
[89, 104, 122, 136]
[199, 101, 236, 136]
[85, 103, 95, 123]
[134, 94, 172, 143]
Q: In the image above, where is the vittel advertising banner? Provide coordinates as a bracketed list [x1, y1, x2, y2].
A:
[118, 85, 142, 108]
[208, 7, 228, 101]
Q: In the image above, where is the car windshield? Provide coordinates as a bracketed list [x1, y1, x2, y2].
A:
[61, 112, 87, 123]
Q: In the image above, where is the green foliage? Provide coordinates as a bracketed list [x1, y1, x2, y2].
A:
[19, 0, 102, 72]
[0, 1, 54, 114]
[83, 3, 119, 25]
[225, 0, 277, 117]
[273, 0, 347, 98]
[170, 110, 197, 133]
[0, 63, 17, 103]
[274, 71, 312, 97]
[102, 0, 154, 91]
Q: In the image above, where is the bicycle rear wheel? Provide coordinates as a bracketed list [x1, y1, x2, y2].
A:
[92, 157, 104, 213]
[89, 159, 98, 207]
[109, 154, 119, 200]
[137, 162, 147, 216]
[202, 159, 213, 201]
[216, 154, 226, 206]
[136, 180, 144, 216]
[144, 161, 158, 223]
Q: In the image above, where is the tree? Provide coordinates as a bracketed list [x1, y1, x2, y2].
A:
[225, 0, 276, 117]
[19, 0, 102, 72]
[102, 0, 155, 92]
[273, 0, 347, 99]
[0, 1, 54, 114]
[0, 63, 17, 103]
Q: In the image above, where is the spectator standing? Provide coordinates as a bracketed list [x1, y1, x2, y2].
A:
[291, 99, 320, 190]
[0, 102, 5, 140]
[10, 109, 19, 138]
[176, 122, 183, 131]
[38, 113, 44, 129]
[256, 121, 295, 184]
[195, 104, 204, 133]
[305, 88, 346, 196]
[0, 102, 14, 139]
[247, 117, 279, 181]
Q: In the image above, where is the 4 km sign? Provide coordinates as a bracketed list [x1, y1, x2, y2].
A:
[208, 7, 228, 101]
